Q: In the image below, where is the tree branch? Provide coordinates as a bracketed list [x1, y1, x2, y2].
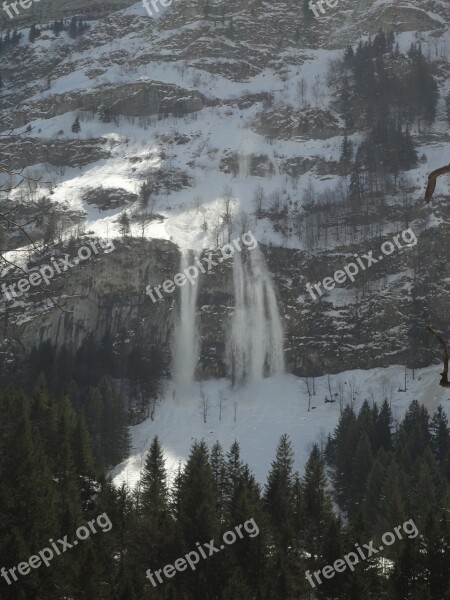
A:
[424, 163, 450, 204]
[427, 325, 450, 388]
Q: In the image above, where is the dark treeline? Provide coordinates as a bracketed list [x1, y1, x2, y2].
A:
[0, 17, 89, 53]
[325, 399, 450, 599]
[255, 32, 436, 248]
[0, 29, 22, 55]
[1, 336, 163, 469]
[335, 33, 436, 208]
[1, 357, 450, 599]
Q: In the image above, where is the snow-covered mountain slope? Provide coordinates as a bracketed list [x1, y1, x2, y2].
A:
[2, 0, 450, 481]
[112, 364, 450, 486]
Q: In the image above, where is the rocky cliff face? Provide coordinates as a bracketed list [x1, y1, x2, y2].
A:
[1, 239, 178, 360]
[2, 214, 447, 379]
[1, 0, 450, 378]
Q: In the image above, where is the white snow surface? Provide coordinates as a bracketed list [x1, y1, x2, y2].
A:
[112, 364, 450, 488]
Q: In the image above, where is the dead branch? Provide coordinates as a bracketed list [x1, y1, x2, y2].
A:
[0, 124, 65, 312]
[424, 164, 450, 204]
[427, 325, 450, 388]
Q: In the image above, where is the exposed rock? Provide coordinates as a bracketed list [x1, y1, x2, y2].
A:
[0, 137, 111, 170]
[82, 187, 138, 211]
[253, 107, 341, 141]
[3, 82, 205, 130]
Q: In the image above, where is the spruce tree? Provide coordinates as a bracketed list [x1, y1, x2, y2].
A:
[68, 16, 78, 38]
[375, 398, 393, 452]
[349, 160, 364, 209]
[340, 133, 353, 171]
[177, 441, 219, 598]
[351, 431, 374, 510]
[98, 104, 111, 123]
[118, 212, 131, 237]
[29, 24, 40, 43]
[210, 441, 228, 520]
[430, 405, 450, 468]
[178, 440, 219, 547]
[72, 411, 96, 507]
[71, 116, 81, 133]
[300, 444, 334, 556]
[140, 435, 168, 519]
[225, 440, 245, 514]
[264, 434, 295, 554]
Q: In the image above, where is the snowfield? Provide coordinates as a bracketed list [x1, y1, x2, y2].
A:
[112, 364, 450, 487]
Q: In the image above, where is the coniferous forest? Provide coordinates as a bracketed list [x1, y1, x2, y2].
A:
[0, 343, 450, 599]
[2, 0, 450, 597]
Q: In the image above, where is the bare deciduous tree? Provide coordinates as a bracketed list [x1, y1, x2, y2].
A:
[0, 122, 68, 311]
[200, 383, 209, 423]
[337, 380, 345, 414]
[221, 185, 235, 242]
[303, 376, 313, 412]
[218, 390, 225, 420]
[252, 184, 265, 218]
[296, 78, 308, 107]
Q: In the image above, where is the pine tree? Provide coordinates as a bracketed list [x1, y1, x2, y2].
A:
[339, 76, 355, 130]
[170, 460, 184, 519]
[264, 434, 295, 554]
[300, 444, 334, 555]
[319, 519, 345, 598]
[54, 396, 83, 533]
[178, 441, 219, 547]
[361, 450, 390, 534]
[226, 440, 245, 507]
[430, 405, 450, 468]
[98, 377, 131, 467]
[210, 441, 228, 520]
[340, 133, 353, 171]
[357, 400, 376, 447]
[139, 180, 151, 208]
[29, 24, 40, 43]
[98, 104, 111, 123]
[140, 436, 168, 518]
[118, 213, 131, 237]
[224, 465, 267, 595]
[177, 441, 219, 598]
[31, 373, 57, 458]
[398, 400, 430, 467]
[68, 17, 78, 38]
[344, 44, 354, 65]
[0, 390, 59, 596]
[375, 399, 393, 452]
[349, 160, 364, 209]
[71, 116, 81, 133]
[331, 405, 358, 508]
[409, 449, 439, 526]
[419, 509, 450, 598]
[73, 411, 96, 507]
[351, 431, 374, 509]
[377, 462, 407, 537]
